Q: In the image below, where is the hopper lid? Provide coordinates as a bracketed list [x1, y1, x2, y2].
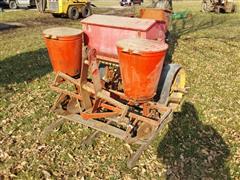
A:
[81, 15, 156, 31]
[116, 38, 168, 54]
[43, 27, 83, 38]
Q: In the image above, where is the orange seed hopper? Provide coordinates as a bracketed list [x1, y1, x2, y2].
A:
[43, 27, 83, 77]
[116, 38, 168, 101]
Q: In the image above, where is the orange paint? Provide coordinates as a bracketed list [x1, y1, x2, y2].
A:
[43, 27, 83, 77]
[140, 8, 171, 32]
[117, 38, 168, 101]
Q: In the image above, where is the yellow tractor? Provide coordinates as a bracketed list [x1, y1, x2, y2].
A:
[36, 0, 94, 19]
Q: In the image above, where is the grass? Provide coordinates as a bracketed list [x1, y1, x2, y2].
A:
[0, 0, 240, 179]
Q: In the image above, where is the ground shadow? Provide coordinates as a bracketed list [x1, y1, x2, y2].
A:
[0, 48, 51, 86]
[0, 23, 25, 31]
[158, 102, 230, 179]
[165, 13, 227, 62]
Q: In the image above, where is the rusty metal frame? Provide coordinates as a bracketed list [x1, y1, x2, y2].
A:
[42, 47, 178, 168]
[41, 107, 172, 168]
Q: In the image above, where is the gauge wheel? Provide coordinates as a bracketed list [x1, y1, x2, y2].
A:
[155, 64, 186, 112]
[81, 5, 92, 18]
[68, 6, 80, 20]
[167, 67, 186, 110]
[9, 1, 17, 9]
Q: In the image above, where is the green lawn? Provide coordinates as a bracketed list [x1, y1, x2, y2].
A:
[0, 1, 240, 179]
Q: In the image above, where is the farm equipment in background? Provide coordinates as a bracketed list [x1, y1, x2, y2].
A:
[41, 9, 187, 168]
[2, 0, 35, 9]
[36, 0, 93, 19]
[119, 0, 143, 6]
[171, 10, 192, 20]
[152, 0, 172, 10]
[201, 0, 237, 13]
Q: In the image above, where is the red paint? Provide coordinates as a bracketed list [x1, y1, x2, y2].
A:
[81, 15, 165, 63]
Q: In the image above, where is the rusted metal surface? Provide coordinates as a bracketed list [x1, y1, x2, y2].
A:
[127, 110, 173, 168]
[63, 114, 127, 140]
[43, 50, 186, 168]
[42, 15, 187, 168]
[88, 49, 102, 94]
[80, 59, 92, 111]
